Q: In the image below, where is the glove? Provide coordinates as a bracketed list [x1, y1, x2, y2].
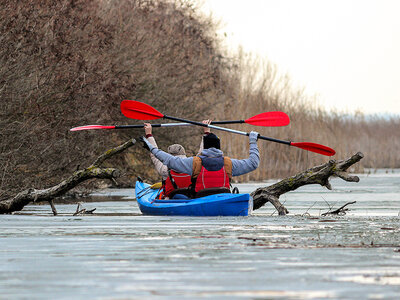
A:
[249, 131, 259, 143]
[139, 136, 153, 152]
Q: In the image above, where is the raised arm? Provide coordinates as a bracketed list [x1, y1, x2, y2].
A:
[144, 123, 168, 179]
[231, 131, 260, 176]
[197, 119, 211, 155]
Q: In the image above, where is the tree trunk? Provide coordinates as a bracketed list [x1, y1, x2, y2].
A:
[1, 145, 364, 216]
[251, 152, 364, 215]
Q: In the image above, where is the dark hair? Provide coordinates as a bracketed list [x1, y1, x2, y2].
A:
[203, 133, 220, 149]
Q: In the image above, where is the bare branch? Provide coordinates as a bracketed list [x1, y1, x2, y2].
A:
[322, 201, 357, 216]
[0, 139, 136, 214]
[251, 152, 364, 214]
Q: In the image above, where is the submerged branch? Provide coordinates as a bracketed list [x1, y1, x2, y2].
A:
[251, 152, 364, 215]
[322, 201, 357, 216]
[0, 139, 136, 214]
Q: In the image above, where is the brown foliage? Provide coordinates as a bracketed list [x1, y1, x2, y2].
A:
[1, 0, 399, 200]
[0, 0, 227, 198]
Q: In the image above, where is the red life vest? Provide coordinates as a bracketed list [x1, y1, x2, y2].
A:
[162, 170, 192, 197]
[192, 156, 232, 192]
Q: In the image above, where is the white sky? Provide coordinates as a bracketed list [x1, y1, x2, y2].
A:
[199, 0, 400, 115]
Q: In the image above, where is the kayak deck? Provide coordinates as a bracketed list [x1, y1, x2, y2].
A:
[135, 181, 253, 216]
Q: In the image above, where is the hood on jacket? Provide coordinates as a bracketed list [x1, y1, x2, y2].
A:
[200, 147, 223, 158]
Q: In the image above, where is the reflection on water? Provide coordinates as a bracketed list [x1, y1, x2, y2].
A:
[1, 172, 400, 299]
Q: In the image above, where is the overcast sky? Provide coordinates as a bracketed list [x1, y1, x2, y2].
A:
[199, 0, 400, 115]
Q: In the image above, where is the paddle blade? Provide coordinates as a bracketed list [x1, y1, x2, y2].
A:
[121, 100, 164, 120]
[70, 125, 116, 131]
[245, 111, 290, 127]
[291, 142, 336, 156]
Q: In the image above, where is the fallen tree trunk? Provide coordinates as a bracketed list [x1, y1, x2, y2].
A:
[0, 138, 136, 214]
[251, 152, 364, 215]
[2, 147, 363, 216]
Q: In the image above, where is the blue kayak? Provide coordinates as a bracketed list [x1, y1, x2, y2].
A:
[135, 181, 253, 216]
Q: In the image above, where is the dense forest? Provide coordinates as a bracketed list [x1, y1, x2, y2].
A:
[1, 0, 399, 200]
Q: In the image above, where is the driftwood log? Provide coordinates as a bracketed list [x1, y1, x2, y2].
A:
[1, 142, 363, 216]
[0, 138, 136, 215]
[251, 152, 364, 215]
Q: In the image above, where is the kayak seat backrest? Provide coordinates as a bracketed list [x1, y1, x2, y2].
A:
[168, 188, 194, 199]
[194, 187, 231, 198]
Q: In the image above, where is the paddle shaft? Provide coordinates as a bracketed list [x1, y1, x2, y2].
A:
[70, 113, 288, 131]
[163, 115, 291, 146]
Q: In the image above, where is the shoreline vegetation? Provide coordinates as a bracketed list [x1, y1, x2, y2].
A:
[1, 0, 399, 201]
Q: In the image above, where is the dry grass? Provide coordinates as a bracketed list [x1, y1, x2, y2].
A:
[1, 0, 399, 199]
[216, 51, 400, 182]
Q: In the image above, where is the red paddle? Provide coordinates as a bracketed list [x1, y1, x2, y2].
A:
[70, 111, 290, 131]
[120, 100, 336, 156]
[212, 111, 289, 127]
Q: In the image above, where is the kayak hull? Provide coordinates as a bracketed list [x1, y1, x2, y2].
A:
[135, 181, 253, 216]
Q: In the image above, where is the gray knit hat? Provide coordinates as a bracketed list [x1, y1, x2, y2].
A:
[167, 144, 186, 156]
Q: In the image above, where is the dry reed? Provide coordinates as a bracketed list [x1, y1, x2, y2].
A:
[1, 0, 399, 199]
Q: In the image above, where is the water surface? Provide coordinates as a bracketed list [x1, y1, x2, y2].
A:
[1, 171, 399, 299]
